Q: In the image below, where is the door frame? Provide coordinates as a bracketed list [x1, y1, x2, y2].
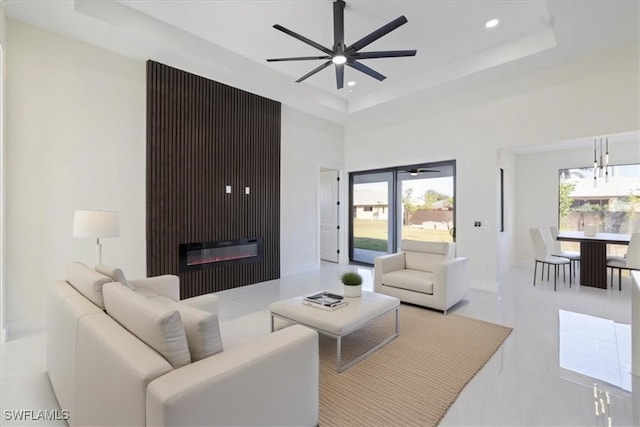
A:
[349, 169, 397, 264]
[317, 162, 346, 265]
[348, 160, 456, 264]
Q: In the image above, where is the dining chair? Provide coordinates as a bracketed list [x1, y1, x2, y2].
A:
[529, 227, 571, 291]
[549, 226, 580, 277]
[607, 232, 640, 290]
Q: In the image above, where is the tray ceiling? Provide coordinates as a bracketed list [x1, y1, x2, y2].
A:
[5, 0, 639, 123]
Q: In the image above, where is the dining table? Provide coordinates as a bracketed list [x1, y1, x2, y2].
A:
[556, 231, 631, 289]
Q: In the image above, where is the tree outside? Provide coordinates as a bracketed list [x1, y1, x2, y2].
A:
[558, 180, 575, 228]
[402, 188, 417, 225]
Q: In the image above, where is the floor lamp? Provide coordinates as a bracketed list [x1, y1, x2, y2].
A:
[73, 210, 119, 265]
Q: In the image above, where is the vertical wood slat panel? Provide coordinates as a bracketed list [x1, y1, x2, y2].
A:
[146, 61, 281, 298]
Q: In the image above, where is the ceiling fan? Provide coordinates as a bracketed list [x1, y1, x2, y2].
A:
[407, 168, 440, 176]
[266, 0, 417, 90]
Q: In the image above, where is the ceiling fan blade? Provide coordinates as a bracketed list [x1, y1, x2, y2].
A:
[347, 16, 408, 53]
[335, 63, 344, 89]
[347, 60, 386, 81]
[273, 24, 333, 56]
[267, 55, 332, 62]
[352, 50, 417, 60]
[295, 60, 333, 83]
[333, 0, 345, 51]
[407, 168, 440, 175]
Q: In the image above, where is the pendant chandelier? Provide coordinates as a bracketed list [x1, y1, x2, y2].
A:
[593, 137, 609, 187]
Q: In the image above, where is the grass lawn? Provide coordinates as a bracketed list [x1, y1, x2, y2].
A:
[353, 237, 388, 252]
[353, 219, 451, 251]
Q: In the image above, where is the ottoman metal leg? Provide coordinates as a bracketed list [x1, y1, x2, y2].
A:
[337, 336, 342, 372]
[335, 307, 399, 373]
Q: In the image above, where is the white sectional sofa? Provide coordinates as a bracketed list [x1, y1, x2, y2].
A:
[374, 240, 469, 314]
[47, 262, 319, 426]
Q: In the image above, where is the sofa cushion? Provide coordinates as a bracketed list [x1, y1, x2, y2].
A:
[66, 262, 112, 309]
[381, 270, 434, 295]
[171, 304, 223, 361]
[401, 239, 453, 256]
[401, 240, 453, 272]
[102, 283, 191, 369]
[95, 264, 136, 290]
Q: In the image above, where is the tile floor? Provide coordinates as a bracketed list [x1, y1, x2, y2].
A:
[1, 262, 638, 426]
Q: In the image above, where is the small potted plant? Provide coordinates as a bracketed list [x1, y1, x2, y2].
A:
[341, 271, 363, 298]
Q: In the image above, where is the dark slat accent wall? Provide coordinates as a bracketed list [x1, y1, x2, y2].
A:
[146, 61, 281, 298]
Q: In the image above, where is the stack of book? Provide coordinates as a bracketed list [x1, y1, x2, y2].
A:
[303, 291, 347, 311]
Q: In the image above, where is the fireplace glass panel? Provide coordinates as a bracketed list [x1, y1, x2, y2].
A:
[179, 238, 263, 272]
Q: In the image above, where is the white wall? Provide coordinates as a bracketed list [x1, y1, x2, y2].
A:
[5, 20, 147, 335]
[513, 139, 640, 267]
[345, 44, 639, 291]
[281, 106, 344, 276]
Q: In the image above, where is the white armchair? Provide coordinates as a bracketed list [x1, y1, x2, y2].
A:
[374, 240, 469, 314]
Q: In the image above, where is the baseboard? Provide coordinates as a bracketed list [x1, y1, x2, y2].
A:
[5, 317, 44, 340]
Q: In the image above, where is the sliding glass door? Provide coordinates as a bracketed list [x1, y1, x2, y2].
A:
[350, 172, 394, 264]
[397, 163, 455, 244]
[349, 161, 455, 264]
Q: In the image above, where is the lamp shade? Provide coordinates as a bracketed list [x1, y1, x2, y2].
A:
[73, 210, 119, 238]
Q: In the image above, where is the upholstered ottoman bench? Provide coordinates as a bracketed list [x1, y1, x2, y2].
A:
[269, 291, 399, 372]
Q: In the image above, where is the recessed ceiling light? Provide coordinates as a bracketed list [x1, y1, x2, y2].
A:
[347, 81, 356, 87]
[485, 19, 499, 29]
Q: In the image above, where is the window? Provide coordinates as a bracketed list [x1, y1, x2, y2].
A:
[558, 163, 640, 234]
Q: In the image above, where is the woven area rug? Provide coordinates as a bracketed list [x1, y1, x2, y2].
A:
[316, 304, 512, 427]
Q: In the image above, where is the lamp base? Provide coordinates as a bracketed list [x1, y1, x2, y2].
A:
[96, 239, 103, 265]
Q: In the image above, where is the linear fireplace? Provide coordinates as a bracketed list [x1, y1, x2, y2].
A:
[179, 238, 263, 273]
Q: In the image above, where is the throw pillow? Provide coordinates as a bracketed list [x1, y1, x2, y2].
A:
[171, 303, 223, 361]
[102, 282, 191, 369]
[95, 264, 136, 290]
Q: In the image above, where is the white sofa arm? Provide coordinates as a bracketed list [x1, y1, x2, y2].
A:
[432, 257, 470, 313]
[75, 314, 174, 426]
[146, 325, 319, 427]
[129, 275, 180, 301]
[374, 253, 406, 291]
[180, 294, 220, 316]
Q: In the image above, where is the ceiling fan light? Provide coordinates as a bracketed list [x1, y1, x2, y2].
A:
[332, 55, 347, 65]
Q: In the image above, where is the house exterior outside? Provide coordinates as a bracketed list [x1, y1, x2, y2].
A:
[353, 189, 389, 220]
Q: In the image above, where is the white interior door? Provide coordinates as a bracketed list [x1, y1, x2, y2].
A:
[320, 170, 339, 262]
